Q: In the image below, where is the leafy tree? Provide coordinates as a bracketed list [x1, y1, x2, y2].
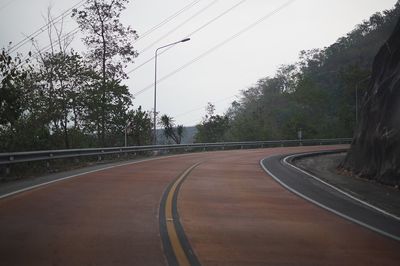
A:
[32, 51, 92, 148]
[223, 2, 400, 142]
[0, 49, 29, 152]
[81, 78, 133, 145]
[0, 49, 28, 129]
[22, 8, 94, 149]
[72, 0, 138, 145]
[126, 106, 152, 146]
[290, 77, 329, 138]
[159, 115, 184, 144]
[195, 103, 230, 142]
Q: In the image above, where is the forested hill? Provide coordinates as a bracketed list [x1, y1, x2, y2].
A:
[195, 2, 400, 143]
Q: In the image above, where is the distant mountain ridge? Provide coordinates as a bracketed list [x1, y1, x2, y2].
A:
[156, 126, 198, 144]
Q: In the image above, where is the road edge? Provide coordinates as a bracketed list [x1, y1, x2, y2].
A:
[283, 152, 400, 221]
[259, 154, 400, 242]
[0, 153, 191, 200]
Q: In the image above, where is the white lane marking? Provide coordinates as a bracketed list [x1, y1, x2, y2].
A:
[259, 156, 400, 242]
[283, 153, 400, 222]
[0, 153, 191, 200]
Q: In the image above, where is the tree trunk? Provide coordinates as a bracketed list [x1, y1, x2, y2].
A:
[341, 17, 400, 186]
[61, 117, 69, 149]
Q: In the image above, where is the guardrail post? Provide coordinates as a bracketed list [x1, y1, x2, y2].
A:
[47, 153, 53, 170]
[5, 156, 14, 176]
[5, 165, 11, 176]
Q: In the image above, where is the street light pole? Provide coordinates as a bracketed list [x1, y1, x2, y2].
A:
[125, 120, 131, 147]
[153, 38, 190, 145]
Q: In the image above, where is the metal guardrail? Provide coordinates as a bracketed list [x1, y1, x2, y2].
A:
[0, 138, 351, 166]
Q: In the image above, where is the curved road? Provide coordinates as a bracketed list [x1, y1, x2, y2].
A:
[0, 145, 399, 265]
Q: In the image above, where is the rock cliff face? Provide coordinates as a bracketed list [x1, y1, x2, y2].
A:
[342, 18, 400, 186]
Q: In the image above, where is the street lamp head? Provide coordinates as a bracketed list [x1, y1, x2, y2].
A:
[181, 38, 190, 43]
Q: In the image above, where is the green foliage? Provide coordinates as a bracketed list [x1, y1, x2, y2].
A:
[82, 78, 133, 145]
[0, 0, 152, 152]
[72, 0, 138, 145]
[126, 106, 152, 146]
[218, 2, 400, 142]
[195, 103, 230, 142]
[32, 50, 92, 148]
[195, 115, 229, 143]
[0, 49, 28, 127]
[159, 115, 184, 144]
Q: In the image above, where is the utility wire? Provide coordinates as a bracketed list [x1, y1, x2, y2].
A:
[127, 0, 247, 75]
[0, 0, 18, 13]
[16, 26, 80, 67]
[174, 95, 236, 118]
[132, 0, 296, 98]
[8, 0, 85, 54]
[17, 0, 201, 64]
[134, 0, 201, 43]
[138, 0, 219, 54]
[182, 0, 247, 42]
[31, 27, 80, 57]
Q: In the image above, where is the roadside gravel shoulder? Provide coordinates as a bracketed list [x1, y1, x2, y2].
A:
[293, 152, 400, 218]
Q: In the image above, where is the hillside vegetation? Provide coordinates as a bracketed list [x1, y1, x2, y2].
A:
[195, 2, 400, 143]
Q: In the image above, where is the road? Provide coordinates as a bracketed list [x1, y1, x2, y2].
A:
[262, 153, 400, 241]
[0, 145, 399, 265]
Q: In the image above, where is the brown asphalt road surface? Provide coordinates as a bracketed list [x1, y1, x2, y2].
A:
[0, 145, 399, 265]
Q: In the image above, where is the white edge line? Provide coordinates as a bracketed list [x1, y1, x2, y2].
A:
[0, 153, 189, 200]
[283, 153, 400, 222]
[259, 156, 400, 242]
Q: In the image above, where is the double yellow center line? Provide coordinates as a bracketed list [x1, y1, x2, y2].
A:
[160, 162, 202, 266]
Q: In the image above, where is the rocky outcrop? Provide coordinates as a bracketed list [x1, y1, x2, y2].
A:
[342, 18, 400, 186]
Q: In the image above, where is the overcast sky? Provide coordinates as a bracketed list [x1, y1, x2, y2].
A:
[0, 0, 397, 126]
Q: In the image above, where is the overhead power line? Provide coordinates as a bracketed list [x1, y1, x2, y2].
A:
[127, 0, 247, 75]
[0, 0, 18, 13]
[17, 0, 201, 64]
[31, 27, 80, 57]
[16, 26, 80, 67]
[7, 0, 85, 54]
[173, 95, 236, 119]
[132, 0, 296, 98]
[138, 0, 219, 54]
[134, 0, 201, 43]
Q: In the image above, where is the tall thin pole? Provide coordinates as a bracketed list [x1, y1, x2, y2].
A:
[153, 38, 190, 145]
[125, 127, 127, 147]
[125, 120, 131, 147]
[154, 50, 158, 145]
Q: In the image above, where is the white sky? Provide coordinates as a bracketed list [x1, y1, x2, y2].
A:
[0, 0, 397, 126]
